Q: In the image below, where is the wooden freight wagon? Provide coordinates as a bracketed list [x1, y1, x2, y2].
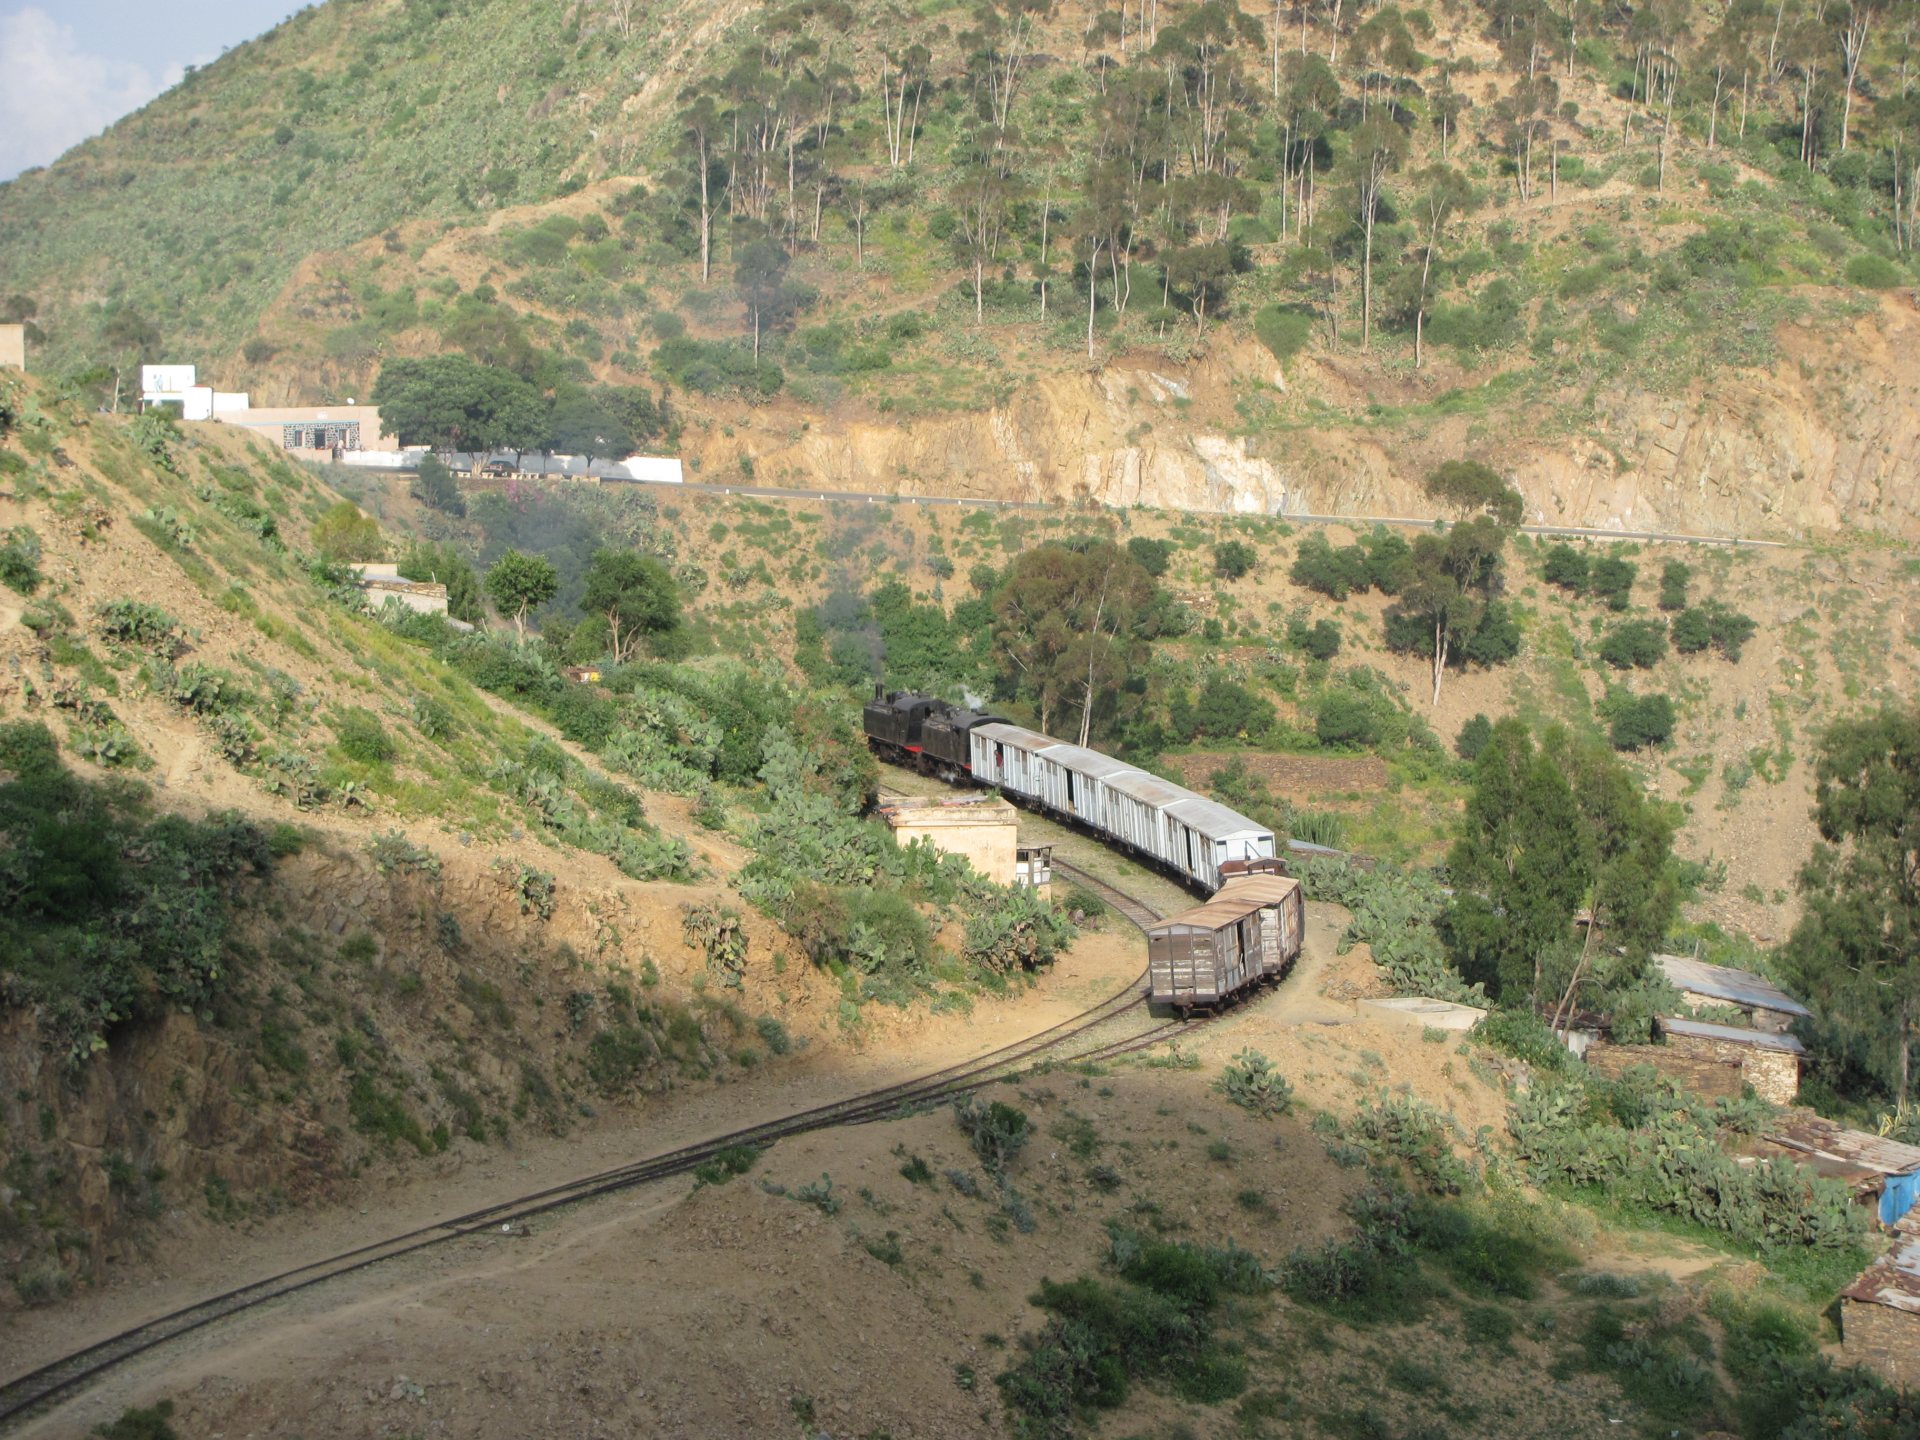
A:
[1216, 873, 1304, 980]
[1147, 894, 1267, 1011]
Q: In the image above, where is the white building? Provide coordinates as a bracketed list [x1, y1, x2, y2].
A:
[140, 365, 250, 422]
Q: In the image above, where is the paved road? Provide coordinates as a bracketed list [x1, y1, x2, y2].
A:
[384, 462, 1794, 550]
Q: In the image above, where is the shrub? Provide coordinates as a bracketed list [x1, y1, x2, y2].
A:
[1287, 616, 1341, 660]
[1658, 560, 1691, 611]
[333, 707, 395, 764]
[1609, 692, 1676, 750]
[1598, 619, 1669, 669]
[1672, 601, 1756, 661]
[1845, 254, 1906, 290]
[94, 1401, 180, 1440]
[1291, 533, 1370, 599]
[1124, 536, 1173, 576]
[95, 600, 181, 653]
[0, 525, 42, 594]
[954, 1096, 1032, 1176]
[1541, 543, 1589, 593]
[1254, 304, 1314, 362]
[1213, 539, 1257, 580]
[1316, 690, 1378, 749]
[1455, 713, 1494, 761]
[1216, 1048, 1294, 1116]
[693, 1143, 761, 1187]
[963, 886, 1076, 973]
[1589, 555, 1637, 611]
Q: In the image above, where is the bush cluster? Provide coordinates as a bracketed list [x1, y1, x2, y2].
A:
[1289, 529, 1409, 601]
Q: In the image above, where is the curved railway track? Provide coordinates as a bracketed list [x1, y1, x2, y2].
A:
[0, 837, 1192, 1431]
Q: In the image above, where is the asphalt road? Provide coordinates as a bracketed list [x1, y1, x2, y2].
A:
[384, 462, 1794, 550]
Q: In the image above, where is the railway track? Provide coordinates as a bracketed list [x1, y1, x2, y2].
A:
[0, 832, 1189, 1432]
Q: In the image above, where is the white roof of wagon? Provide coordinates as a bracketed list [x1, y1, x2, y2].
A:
[972, 723, 1062, 753]
[1038, 743, 1144, 782]
[1166, 794, 1273, 842]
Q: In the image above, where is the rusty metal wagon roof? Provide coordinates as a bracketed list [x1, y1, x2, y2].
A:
[1216, 874, 1301, 906]
[1148, 894, 1271, 935]
[1844, 1234, 1920, 1312]
[1656, 954, 1813, 1018]
[1761, 1113, 1920, 1179]
[1657, 1016, 1808, 1054]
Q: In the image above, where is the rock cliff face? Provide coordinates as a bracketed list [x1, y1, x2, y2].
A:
[692, 293, 1920, 538]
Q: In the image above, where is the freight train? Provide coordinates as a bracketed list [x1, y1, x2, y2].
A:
[863, 689, 1303, 1011]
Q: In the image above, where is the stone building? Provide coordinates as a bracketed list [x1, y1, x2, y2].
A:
[879, 794, 1026, 888]
[1585, 1017, 1805, 1104]
[1842, 1236, 1920, 1385]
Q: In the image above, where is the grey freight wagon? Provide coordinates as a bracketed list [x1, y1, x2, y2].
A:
[1216, 873, 1304, 981]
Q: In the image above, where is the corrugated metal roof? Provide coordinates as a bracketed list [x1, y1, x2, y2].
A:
[1844, 1234, 1920, 1312]
[1165, 795, 1272, 841]
[1763, 1113, 1920, 1179]
[1105, 772, 1199, 807]
[1149, 894, 1269, 935]
[973, 723, 1062, 752]
[1216, 875, 1301, 906]
[1657, 954, 1813, 1018]
[1038, 744, 1143, 781]
[1657, 1016, 1808, 1054]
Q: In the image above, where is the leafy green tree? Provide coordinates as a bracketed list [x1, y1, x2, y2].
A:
[1446, 719, 1589, 1000]
[1315, 690, 1379, 748]
[371, 355, 546, 457]
[1448, 721, 1679, 1012]
[991, 541, 1156, 743]
[1174, 674, 1275, 741]
[1779, 706, 1920, 1100]
[1422, 460, 1523, 526]
[734, 238, 804, 359]
[311, 502, 385, 562]
[579, 549, 679, 661]
[1672, 601, 1756, 661]
[1214, 539, 1257, 579]
[1287, 616, 1341, 660]
[409, 454, 466, 518]
[1382, 517, 1509, 706]
[486, 549, 558, 639]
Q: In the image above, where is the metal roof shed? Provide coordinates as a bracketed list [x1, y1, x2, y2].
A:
[1657, 955, 1813, 1021]
[1761, 1114, 1920, 1228]
[1842, 1234, 1920, 1384]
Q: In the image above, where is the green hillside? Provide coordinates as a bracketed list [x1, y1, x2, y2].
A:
[0, 0, 1912, 480]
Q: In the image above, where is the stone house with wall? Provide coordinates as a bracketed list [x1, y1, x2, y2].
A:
[1585, 1017, 1804, 1104]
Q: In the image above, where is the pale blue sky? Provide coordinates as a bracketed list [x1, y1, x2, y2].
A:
[1, 1, 296, 180]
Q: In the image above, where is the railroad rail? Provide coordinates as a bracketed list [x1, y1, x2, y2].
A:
[0, 841, 1188, 1431]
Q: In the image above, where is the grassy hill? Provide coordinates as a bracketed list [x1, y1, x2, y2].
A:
[2, 0, 1916, 532]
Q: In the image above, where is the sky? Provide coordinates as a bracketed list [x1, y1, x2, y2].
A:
[0, 1, 296, 182]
